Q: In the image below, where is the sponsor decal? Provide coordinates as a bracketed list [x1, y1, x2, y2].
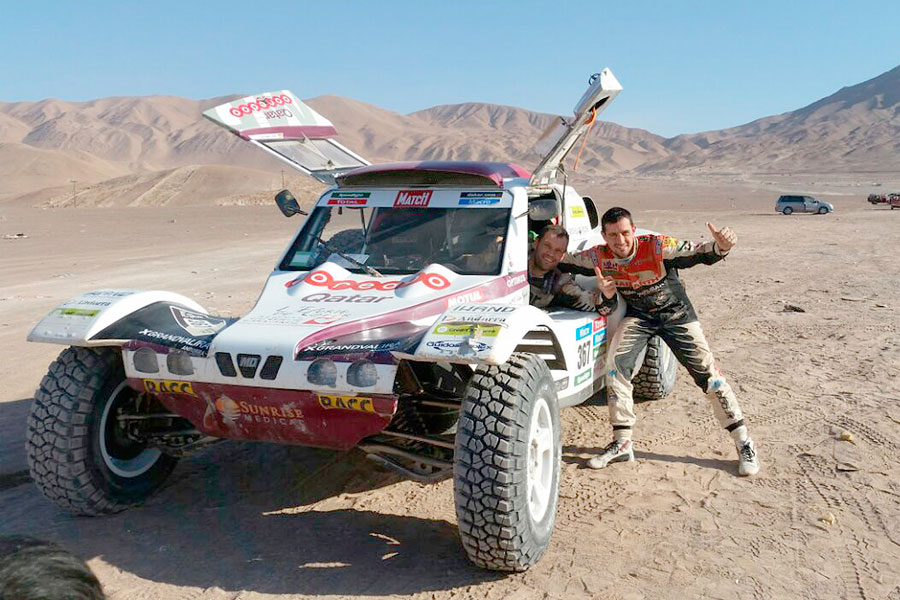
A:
[441, 314, 508, 325]
[446, 289, 486, 307]
[593, 331, 606, 347]
[170, 306, 227, 337]
[143, 379, 195, 395]
[228, 94, 293, 118]
[451, 305, 516, 314]
[459, 191, 502, 206]
[593, 346, 602, 360]
[54, 308, 100, 317]
[302, 317, 342, 325]
[425, 339, 491, 354]
[328, 192, 370, 206]
[238, 355, 260, 369]
[299, 292, 390, 304]
[214, 395, 304, 426]
[84, 290, 134, 298]
[574, 369, 592, 386]
[317, 394, 376, 413]
[286, 269, 450, 292]
[68, 299, 111, 307]
[433, 323, 500, 337]
[298, 340, 401, 356]
[242, 306, 351, 326]
[137, 328, 210, 354]
[575, 323, 592, 341]
[505, 272, 527, 288]
[570, 205, 586, 218]
[593, 318, 604, 332]
[237, 354, 261, 378]
[394, 190, 432, 208]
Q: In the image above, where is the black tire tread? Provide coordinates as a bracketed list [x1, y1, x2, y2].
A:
[454, 353, 558, 571]
[26, 347, 173, 515]
[632, 336, 677, 401]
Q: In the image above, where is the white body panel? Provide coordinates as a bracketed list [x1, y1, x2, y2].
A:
[28, 290, 206, 346]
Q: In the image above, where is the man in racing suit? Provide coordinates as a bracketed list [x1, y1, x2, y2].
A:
[529, 225, 607, 312]
[565, 207, 759, 476]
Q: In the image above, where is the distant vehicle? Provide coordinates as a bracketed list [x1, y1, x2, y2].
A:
[775, 195, 834, 215]
[865, 193, 899, 208]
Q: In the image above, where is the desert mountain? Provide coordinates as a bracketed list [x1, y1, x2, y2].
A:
[2, 63, 898, 205]
[642, 64, 900, 174]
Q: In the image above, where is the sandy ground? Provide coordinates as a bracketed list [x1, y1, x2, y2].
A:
[2, 180, 899, 600]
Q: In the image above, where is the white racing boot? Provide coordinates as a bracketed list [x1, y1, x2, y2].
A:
[737, 438, 760, 476]
[588, 438, 635, 469]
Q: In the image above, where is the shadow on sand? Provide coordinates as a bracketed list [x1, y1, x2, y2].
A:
[0, 402, 504, 595]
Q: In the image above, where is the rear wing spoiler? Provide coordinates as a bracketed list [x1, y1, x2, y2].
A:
[202, 91, 370, 185]
[530, 68, 622, 186]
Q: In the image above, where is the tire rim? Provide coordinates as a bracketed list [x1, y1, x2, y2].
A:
[99, 381, 162, 478]
[527, 395, 555, 522]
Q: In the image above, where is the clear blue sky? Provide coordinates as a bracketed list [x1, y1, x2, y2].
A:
[3, 0, 898, 137]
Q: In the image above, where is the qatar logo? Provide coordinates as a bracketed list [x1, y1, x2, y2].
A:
[229, 94, 293, 118]
[285, 270, 450, 291]
[394, 190, 432, 207]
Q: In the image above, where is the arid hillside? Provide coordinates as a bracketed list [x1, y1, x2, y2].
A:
[1, 63, 899, 206]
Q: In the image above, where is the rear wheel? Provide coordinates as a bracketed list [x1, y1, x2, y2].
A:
[782, 207, 793, 215]
[632, 336, 678, 401]
[454, 353, 561, 571]
[27, 347, 178, 515]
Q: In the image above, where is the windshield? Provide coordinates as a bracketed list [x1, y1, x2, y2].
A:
[281, 205, 510, 275]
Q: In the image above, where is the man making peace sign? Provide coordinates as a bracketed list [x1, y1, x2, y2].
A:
[569, 206, 759, 476]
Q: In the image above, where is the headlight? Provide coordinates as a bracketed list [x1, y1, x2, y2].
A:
[347, 359, 378, 387]
[133, 347, 159, 373]
[307, 358, 337, 387]
[166, 350, 194, 376]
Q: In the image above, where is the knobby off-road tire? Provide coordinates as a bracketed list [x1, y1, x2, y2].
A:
[454, 353, 561, 571]
[26, 347, 178, 515]
[632, 335, 678, 401]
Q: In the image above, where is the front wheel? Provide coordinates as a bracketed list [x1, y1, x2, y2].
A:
[782, 207, 793, 215]
[26, 347, 178, 515]
[817, 207, 828, 214]
[454, 353, 561, 571]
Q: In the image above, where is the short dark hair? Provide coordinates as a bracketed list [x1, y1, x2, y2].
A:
[0, 536, 105, 600]
[601, 207, 633, 230]
[536, 224, 569, 243]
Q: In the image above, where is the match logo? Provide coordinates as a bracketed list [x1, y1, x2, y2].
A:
[394, 190, 432, 207]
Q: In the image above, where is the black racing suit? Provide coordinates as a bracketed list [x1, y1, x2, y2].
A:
[528, 266, 603, 312]
[562, 234, 746, 439]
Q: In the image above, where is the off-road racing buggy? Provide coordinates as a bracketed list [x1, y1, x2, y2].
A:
[26, 69, 677, 572]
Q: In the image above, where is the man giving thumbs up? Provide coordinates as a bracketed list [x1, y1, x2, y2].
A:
[573, 207, 758, 476]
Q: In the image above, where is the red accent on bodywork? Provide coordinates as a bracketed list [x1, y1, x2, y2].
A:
[292, 271, 529, 357]
[337, 161, 531, 187]
[238, 125, 338, 141]
[129, 379, 396, 450]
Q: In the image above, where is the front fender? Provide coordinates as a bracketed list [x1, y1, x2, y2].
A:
[403, 303, 558, 365]
[28, 289, 208, 347]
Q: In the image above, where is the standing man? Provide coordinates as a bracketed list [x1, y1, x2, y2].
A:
[578, 207, 759, 476]
[528, 225, 614, 313]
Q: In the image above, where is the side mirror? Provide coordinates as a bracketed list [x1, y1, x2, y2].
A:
[527, 198, 559, 221]
[275, 189, 306, 218]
